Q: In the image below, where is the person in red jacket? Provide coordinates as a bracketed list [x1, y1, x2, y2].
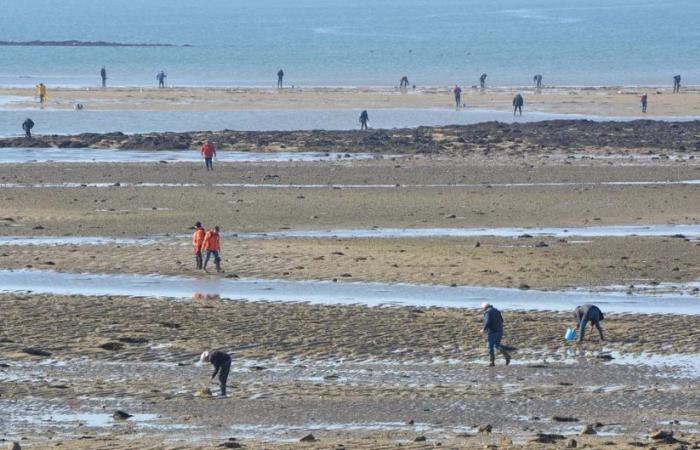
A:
[200, 139, 216, 171]
[202, 225, 222, 272]
[192, 221, 206, 269]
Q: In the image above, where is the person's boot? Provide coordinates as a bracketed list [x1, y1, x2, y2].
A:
[501, 348, 511, 366]
[488, 353, 495, 367]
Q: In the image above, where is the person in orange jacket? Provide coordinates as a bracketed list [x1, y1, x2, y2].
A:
[200, 139, 217, 171]
[202, 225, 222, 272]
[192, 221, 206, 269]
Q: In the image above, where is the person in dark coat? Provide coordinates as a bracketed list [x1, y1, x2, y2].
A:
[200, 350, 232, 396]
[359, 110, 369, 130]
[479, 73, 487, 89]
[512, 93, 524, 116]
[480, 302, 511, 366]
[673, 75, 681, 93]
[574, 304, 605, 342]
[22, 118, 34, 138]
[100, 66, 107, 88]
[277, 69, 284, 88]
[533, 74, 543, 89]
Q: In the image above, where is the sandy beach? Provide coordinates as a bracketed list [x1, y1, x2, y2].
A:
[3, 85, 700, 117]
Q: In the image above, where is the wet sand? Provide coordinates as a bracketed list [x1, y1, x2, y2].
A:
[2, 125, 700, 448]
[3, 85, 700, 117]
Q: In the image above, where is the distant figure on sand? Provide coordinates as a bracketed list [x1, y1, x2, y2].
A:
[479, 73, 487, 89]
[22, 118, 34, 138]
[193, 221, 206, 270]
[453, 85, 462, 109]
[200, 139, 216, 171]
[512, 93, 524, 116]
[359, 110, 369, 130]
[481, 303, 511, 366]
[399, 75, 409, 89]
[574, 304, 605, 342]
[277, 69, 284, 88]
[157, 70, 167, 88]
[202, 226, 222, 272]
[200, 350, 231, 396]
[673, 74, 681, 93]
[534, 74, 543, 89]
[640, 93, 648, 113]
[36, 83, 47, 104]
[100, 66, 107, 88]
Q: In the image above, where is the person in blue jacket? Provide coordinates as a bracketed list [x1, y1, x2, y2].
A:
[481, 302, 511, 366]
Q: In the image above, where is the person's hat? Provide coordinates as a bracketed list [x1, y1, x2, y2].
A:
[195, 221, 202, 228]
[481, 302, 491, 310]
[200, 351, 210, 363]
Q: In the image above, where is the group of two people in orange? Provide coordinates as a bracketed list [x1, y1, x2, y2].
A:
[193, 222, 222, 272]
[200, 139, 217, 171]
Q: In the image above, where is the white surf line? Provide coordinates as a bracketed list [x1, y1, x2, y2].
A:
[1, 180, 700, 189]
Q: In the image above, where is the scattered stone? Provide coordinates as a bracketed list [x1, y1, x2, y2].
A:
[580, 424, 597, 435]
[219, 443, 242, 449]
[6, 442, 21, 450]
[535, 241, 548, 248]
[567, 438, 578, 448]
[519, 233, 533, 239]
[478, 424, 492, 433]
[407, 419, 415, 425]
[445, 214, 457, 219]
[475, 241, 480, 248]
[300, 434, 316, 442]
[518, 283, 531, 290]
[112, 410, 132, 420]
[414, 436, 427, 442]
[195, 387, 212, 397]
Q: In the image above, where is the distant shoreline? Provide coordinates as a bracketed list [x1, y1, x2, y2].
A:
[0, 40, 191, 48]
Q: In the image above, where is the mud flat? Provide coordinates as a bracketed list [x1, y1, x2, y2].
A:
[1, 293, 700, 449]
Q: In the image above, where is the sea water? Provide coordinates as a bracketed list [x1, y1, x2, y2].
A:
[1, 0, 699, 88]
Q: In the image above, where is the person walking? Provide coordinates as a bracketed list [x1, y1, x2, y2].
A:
[453, 85, 462, 109]
[36, 83, 47, 104]
[481, 303, 511, 366]
[512, 93, 524, 116]
[100, 66, 107, 88]
[22, 118, 34, 138]
[193, 221, 206, 270]
[157, 70, 167, 88]
[399, 75, 409, 89]
[534, 74, 543, 89]
[277, 69, 284, 88]
[640, 93, 648, 113]
[359, 110, 369, 130]
[200, 350, 231, 397]
[200, 139, 216, 171]
[673, 75, 681, 93]
[202, 226, 222, 272]
[574, 304, 605, 342]
[479, 73, 487, 89]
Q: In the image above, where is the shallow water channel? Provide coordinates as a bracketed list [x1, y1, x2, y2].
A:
[1, 269, 699, 314]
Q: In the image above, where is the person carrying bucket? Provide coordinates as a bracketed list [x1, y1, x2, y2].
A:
[480, 302, 512, 366]
[573, 304, 605, 342]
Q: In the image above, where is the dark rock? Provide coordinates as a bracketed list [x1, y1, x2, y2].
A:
[112, 410, 132, 420]
[567, 438, 578, 448]
[22, 347, 51, 357]
[531, 433, 567, 444]
[478, 424, 492, 433]
[580, 424, 597, 435]
[100, 342, 124, 351]
[414, 436, 427, 442]
[518, 283, 531, 290]
[117, 337, 149, 344]
[552, 416, 579, 422]
[300, 434, 316, 442]
[219, 443, 242, 449]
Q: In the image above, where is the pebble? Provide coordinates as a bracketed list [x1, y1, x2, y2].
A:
[300, 434, 316, 442]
